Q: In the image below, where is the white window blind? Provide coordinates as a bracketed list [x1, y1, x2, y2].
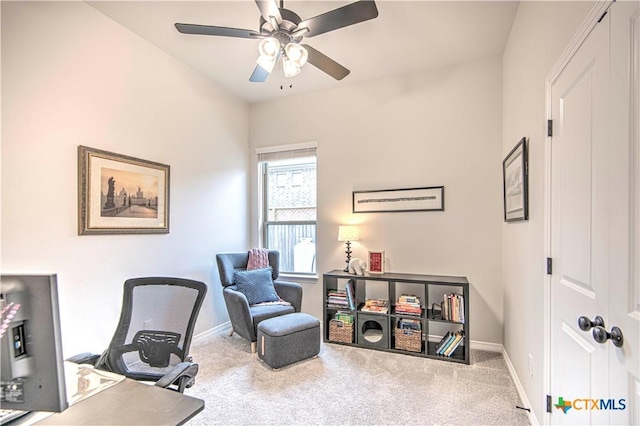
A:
[256, 142, 317, 162]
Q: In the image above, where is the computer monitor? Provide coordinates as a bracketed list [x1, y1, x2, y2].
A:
[0, 274, 68, 413]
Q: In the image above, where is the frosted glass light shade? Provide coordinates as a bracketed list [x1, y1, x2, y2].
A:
[258, 37, 280, 59]
[338, 225, 360, 242]
[282, 56, 301, 77]
[284, 43, 308, 67]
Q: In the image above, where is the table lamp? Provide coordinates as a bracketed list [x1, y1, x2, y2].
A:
[338, 225, 360, 272]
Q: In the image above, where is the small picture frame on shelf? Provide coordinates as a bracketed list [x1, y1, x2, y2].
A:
[368, 250, 385, 274]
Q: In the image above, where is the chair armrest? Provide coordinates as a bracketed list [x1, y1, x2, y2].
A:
[154, 361, 199, 393]
[274, 280, 303, 312]
[66, 352, 101, 365]
[223, 287, 256, 341]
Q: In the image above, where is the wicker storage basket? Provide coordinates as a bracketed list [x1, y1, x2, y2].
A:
[395, 327, 422, 352]
[329, 319, 354, 343]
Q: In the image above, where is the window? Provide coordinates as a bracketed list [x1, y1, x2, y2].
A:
[258, 144, 316, 275]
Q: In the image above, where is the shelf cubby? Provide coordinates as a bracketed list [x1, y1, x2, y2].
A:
[323, 270, 470, 364]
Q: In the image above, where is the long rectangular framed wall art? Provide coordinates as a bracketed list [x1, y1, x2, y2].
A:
[502, 137, 528, 222]
[353, 186, 444, 213]
[78, 146, 170, 235]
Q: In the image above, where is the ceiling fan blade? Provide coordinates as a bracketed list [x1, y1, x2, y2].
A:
[249, 64, 271, 83]
[297, 0, 378, 38]
[302, 44, 350, 80]
[255, 0, 282, 26]
[175, 23, 261, 39]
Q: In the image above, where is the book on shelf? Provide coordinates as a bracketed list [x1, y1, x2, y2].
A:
[345, 279, 356, 310]
[327, 289, 351, 309]
[435, 331, 451, 353]
[395, 293, 422, 316]
[441, 293, 464, 323]
[395, 306, 422, 315]
[444, 332, 464, 356]
[398, 318, 421, 331]
[398, 294, 420, 305]
[436, 331, 464, 356]
[333, 311, 354, 325]
[361, 299, 389, 313]
[437, 333, 457, 355]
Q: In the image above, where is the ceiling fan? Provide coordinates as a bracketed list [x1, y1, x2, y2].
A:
[175, 0, 378, 82]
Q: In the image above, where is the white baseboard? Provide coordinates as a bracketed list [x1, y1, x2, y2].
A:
[193, 321, 231, 342]
[470, 339, 502, 352]
[502, 347, 539, 426]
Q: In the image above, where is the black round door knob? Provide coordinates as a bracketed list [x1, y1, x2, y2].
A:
[578, 315, 605, 331]
[592, 326, 624, 348]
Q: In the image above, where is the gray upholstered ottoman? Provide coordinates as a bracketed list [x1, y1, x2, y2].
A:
[257, 312, 320, 369]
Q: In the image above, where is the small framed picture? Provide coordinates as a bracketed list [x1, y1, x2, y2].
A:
[368, 250, 385, 274]
[502, 137, 528, 222]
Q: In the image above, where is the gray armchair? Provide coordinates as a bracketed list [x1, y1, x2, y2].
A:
[216, 251, 303, 352]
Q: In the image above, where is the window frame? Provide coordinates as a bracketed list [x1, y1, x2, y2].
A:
[258, 144, 317, 276]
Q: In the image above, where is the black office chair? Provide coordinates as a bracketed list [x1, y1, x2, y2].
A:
[69, 277, 207, 393]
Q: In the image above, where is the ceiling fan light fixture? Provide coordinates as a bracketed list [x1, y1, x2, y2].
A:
[176, 0, 380, 83]
[284, 43, 308, 67]
[256, 55, 277, 73]
[258, 37, 280, 59]
[291, 27, 309, 38]
[282, 56, 301, 78]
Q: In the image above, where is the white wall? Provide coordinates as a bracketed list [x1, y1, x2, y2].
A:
[1, 1, 250, 357]
[250, 56, 504, 345]
[502, 1, 595, 421]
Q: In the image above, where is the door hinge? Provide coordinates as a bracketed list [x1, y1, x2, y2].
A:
[546, 257, 553, 275]
[547, 120, 553, 137]
[547, 394, 552, 413]
[597, 10, 608, 23]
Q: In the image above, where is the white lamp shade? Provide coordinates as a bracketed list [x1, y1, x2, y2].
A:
[284, 43, 308, 67]
[282, 56, 301, 77]
[258, 37, 280, 59]
[338, 225, 360, 242]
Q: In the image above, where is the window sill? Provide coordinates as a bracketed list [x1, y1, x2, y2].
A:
[279, 273, 318, 283]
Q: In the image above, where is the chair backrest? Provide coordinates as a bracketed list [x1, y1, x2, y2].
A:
[216, 251, 280, 287]
[97, 277, 207, 383]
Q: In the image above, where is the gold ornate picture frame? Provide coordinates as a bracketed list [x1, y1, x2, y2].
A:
[78, 146, 170, 235]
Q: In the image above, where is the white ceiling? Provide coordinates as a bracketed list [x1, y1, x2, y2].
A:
[87, 1, 519, 104]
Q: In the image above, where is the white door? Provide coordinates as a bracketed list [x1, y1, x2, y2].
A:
[549, 2, 639, 424]
[609, 2, 640, 425]
[549, 7, 610, 424]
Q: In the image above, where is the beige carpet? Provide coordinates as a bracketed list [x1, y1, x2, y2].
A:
[184, 328, 531, 425]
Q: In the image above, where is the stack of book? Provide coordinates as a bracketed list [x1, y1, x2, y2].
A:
[442, 293, 465, 323]
[434, 331, 464, 357]
[360, 298, 389, 313]
[326, 280, 356, 310]
[395, 294, 422, 316]
[327, 289, 349, 309]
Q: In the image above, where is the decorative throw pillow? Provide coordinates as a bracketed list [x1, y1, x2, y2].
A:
[234, 267, 280, 305]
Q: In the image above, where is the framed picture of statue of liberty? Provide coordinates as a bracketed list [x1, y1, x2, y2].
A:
[78, 146, 170, 235]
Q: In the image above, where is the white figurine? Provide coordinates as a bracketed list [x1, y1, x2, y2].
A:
[348, 258, 366, 275]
